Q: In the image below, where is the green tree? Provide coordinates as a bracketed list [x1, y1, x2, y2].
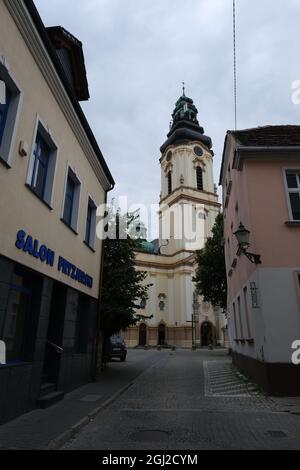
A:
[101, 235, 149, 337]
[94, 209, 150, 373]
[193, 213, 227, 312]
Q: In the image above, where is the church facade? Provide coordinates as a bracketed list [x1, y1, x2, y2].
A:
[123, 92, 227, 348]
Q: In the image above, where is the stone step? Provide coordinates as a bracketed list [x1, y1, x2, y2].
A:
[39, 383, 56, 397]
[210, 377, 240, 383]
[37, 391, 65, 409]
[211, 383, 249, 391]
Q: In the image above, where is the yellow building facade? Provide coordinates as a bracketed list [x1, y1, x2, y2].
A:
[0, 0, 114, 423]
[124, 93, 227, 348]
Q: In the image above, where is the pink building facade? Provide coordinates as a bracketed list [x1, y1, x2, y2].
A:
[220, 126, 300, 396]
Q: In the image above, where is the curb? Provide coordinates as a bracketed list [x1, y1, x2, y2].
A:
[47, 381, 133, 450]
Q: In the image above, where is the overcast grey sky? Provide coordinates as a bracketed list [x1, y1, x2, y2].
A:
[35, 0, 300, 238]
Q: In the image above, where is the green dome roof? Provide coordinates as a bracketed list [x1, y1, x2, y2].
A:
[135, 239, 159, 254]
[140, 241, 156, 253]
[160, 91, 213, 153]
[172, 94, 199, 126]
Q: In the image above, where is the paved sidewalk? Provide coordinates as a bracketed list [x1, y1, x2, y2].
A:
[0, 350, 161, 450]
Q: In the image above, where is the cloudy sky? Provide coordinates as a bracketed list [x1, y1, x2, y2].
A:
[35, 0, 300, 238]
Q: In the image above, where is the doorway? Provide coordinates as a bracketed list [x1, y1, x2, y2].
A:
[158, 324, 166, 346]
[138, 323, 147, 346]
[201, 322, 214, 346]
[42, 282, 67, 386]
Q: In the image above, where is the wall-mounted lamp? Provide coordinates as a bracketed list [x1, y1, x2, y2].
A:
[233, 222, 261, 264]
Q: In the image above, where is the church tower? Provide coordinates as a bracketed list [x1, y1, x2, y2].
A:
[123, 91, 227, 349]
[159, 90, 220, 255]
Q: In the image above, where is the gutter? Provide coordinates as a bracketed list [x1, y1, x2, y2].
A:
[93, 182, 114, 380]
[218, 132, 230, 186]
[236, 145, 300, 152]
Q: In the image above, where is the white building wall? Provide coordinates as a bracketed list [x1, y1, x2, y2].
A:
[168, 275, 175, 325]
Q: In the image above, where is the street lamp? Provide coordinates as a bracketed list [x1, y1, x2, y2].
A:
[192, 297, 199, 350]
[233, 222, 261, 265]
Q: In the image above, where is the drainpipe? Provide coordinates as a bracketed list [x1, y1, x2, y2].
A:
[93, 182, 115, 381]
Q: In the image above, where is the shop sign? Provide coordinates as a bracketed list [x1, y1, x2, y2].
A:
[15, 230, 93, 288]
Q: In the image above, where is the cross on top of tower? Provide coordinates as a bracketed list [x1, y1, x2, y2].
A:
[182, 82, 185, 97]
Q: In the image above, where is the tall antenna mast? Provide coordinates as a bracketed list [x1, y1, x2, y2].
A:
[233, 0, 237, 130]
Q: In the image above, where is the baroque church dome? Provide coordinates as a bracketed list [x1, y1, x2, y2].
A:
[160, 92, 213, 153]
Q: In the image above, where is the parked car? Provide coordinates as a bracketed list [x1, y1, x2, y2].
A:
[109, 335, 127, 362]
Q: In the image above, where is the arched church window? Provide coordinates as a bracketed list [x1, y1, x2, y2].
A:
[196, 167, 203, 191]
[167, 171, 172, 194]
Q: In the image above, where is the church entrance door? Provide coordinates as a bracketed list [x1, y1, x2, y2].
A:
[158, 324, 166, 346]
[139, 323, 147, 346]
[201, 322, 214, 346]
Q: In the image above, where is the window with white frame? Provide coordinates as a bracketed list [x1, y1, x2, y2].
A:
[85, 196, 97, 249]
[286, 171, 300, 221]
[0, 60, 22, 165]
[27, 121, 58, 207]
[62, 166, 81, 232]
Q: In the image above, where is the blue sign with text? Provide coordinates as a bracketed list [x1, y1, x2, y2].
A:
[15, 230, 93, 289]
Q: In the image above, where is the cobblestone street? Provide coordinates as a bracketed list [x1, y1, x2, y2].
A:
[1, 348, 300, 450]
[61, 349, 300, 450]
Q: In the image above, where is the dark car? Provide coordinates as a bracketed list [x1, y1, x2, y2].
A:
[109, 335, 127, 362]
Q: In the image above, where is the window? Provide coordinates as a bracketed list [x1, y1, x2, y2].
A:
[63, 175, 75, 226]
[243, 287, 251, 339]
[286, 171, 300, 220]
[62, 166, 81, 232]
[232, 302, 238, 339]
[30, 133, 50, 199]
[196, 167, 203, 191]
[85, 197, 97, 249]
[3, 276, 29, 362]
[237, 296, 244, 339]
[1, 267, 42, 363]
[0, 60, 22, 165]
[167, 171, 172, 194]
[27, 120, 58, 207]
[0, 87, 11, 146]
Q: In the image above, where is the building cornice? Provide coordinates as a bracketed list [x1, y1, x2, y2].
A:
[134, 248, 195, 258]
[5, 0, 113, 190]
[233, 146, 300, 171]
[159, 140, 212, 163]
[163, 193, 221, 209]
[157, 248, 195, 258]
[160, 187, 219, 206]
[135, 254, 195, 271]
